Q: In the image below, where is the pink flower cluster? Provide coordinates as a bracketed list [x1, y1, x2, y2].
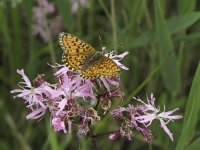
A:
[11, 66, 100, 136]
[11, 51, 127, 137]
[110, 94, 182, 143]
[32, 0, 63, 42]
[11, 49, 182, 143]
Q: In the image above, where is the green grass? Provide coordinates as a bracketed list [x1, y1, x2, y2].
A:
[1, 0, 200, 149]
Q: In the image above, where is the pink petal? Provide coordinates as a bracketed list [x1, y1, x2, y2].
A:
[100, 77, 110, 91]
[17, 69, 32, 87]
[26, 107, 46, 120]
[159, 119, 173, 141]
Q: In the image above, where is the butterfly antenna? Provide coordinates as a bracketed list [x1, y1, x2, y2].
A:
[99, 35, 103, 49]
[99, 35, 106, 54]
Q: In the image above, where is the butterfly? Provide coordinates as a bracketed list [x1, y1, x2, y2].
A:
[59, 32, 120, 79]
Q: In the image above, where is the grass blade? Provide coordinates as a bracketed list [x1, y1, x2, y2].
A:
[175, 62, 200, 149]
[133, 12, 200, 48]
[154, 0, 180, 95]
[168, 12, 200, 33]
[186, 137, 200, 150]
[178, 0, 197, 14]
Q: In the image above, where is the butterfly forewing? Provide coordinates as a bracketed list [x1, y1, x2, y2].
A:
[59, 32, 96, 54]
[59, 32, 96, 70]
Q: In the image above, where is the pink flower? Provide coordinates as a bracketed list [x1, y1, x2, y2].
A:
[57, 73, 95, 100]
[103, 48, 129, 70]
[12, 70, 61, 114]
[10, 69, 45, 107]
[10, 69, 49, 119]
[110, 107, 127, 116]
[77, 125, 90, 138]
[26, 107, 46, 120]
[99, 77, 120, 92]
[77, 107, 100, 138]
[134, 94, 183, 141]
[53, 63, 72, 77]
[110, 94, 182, 142]
[52, 117, 71, 133]
[70, 0, 89, 14]
[120, 126, 132, 140]
[109, 130, 121, 140]
[10, 66, 97, 122]
[110, 105, 152, 142]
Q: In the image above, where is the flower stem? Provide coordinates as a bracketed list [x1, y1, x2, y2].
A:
[98, 0, 111, 21]
[41, 5, 57, 72]
[89, 128, 97, 150]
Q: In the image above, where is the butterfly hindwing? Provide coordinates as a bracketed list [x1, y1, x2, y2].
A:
[62, 53, 90, 70]
[80, 56, 120, 79]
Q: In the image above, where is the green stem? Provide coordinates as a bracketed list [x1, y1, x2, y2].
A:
[5, 113, 32, 150]
[178, 41, 185, 69]
[126, 50, 174, 103]
[111, 0, 117, 49]
[98, 0, 112, 21]
[89, 127, 97, 150]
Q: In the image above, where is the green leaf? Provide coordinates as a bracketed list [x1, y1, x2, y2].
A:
[168, 12, 200, 33]
[133, 12, 200, 48]
[178, 0, 197, 14]
[175, 32, 200, 42]
[60, 133, 73, 150]
[126, 0, 145, 31]
[154, 0, 180, 95]
[47, 120, 60, 150]
[11, 5, 23, 67]
[132, 29, 155, 48]
[186, 137, 200, 150]
[175, 62, 200, 150]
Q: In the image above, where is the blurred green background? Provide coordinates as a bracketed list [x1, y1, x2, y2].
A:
[1, 0, 200, 149]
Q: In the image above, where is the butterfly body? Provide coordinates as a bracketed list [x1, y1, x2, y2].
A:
[59, 32, 120, 79]
[82, 52, 103, 69]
